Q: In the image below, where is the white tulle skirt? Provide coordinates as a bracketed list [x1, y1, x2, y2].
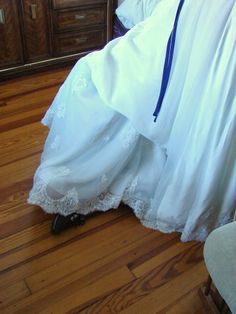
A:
[28, 0, 236, 241]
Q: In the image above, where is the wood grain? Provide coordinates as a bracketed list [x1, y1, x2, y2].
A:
[0, 122, 48, 166]
[0, 280, 30, 309]
[119, 263, 208, 314]
[0, 0, 23, 69]
[0, 67, 70, 99]
[25, 228, 176, 293]
[0, 67, 208, 313]
[81, 243, 204, 313]
[22, 0, 51, 62]
[1, 0, 114, 79]
[54, 6, 106, 32]
[53, 0, 107, 9]
[54, 28, 106, 56]
[159, 286, 208, 314]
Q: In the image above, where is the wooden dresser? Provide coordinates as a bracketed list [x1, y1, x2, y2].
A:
[0, 0, 115, 80]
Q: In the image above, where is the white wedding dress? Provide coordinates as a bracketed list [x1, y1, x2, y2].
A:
[28, 0, 236, 241]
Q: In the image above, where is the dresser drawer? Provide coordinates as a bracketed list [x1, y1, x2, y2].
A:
[54, 6, 106, 32]
[54, 29, 106, 55]
[53, 0, 107, 10]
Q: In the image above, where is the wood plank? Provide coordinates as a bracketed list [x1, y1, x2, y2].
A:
[118, 262, 208, 314]
[0, 122, 47, 166]
[0, 222, 175, 313]
[81, 243, 204, 313]
[0, 178, 49, 239]
[0, 220, 51, 255]
[0, 205, 49, 240]
[0, 213, 138, 273]
[0, 178, 36, 215]
[0, 106, 48, 132]
[0, 86, 56, 119]
[38, 266, 134, 314]
[0, 208, 131, 288]
[0, 84, 59, 132]
[0, 154, 40, 190]
[25, 228, 174, 293]
[0, 69, 208, 314]
[0, 67, 70, 100]
[0, 200, 43, 226]
[157, 286, 208, 314]
[131, 240, 197, 277]
[198, 286, 221, 314]
[0, 281, 31, 310]
[0, 100, 7, 107]
[3, 266, 135, 314]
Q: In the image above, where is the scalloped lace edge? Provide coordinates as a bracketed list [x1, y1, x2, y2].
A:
[28, 177, 234, 242]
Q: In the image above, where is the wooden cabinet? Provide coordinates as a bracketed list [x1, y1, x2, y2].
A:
[21, 0, 51, 62]
[53, 6, 106, 31]
[54, 29, 106, 56]
[0, 0, 115, 79]
[0, 0, 23, 69]
[52, 1, 108, 57]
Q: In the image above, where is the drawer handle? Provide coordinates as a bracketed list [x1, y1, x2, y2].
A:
[30, 4, 37, 20]
[75, 37, 87, 44]
[0, 8, 5, 24]
[75, 14, 86, 20]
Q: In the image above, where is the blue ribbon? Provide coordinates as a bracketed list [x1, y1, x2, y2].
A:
[153, 0, 185, 122]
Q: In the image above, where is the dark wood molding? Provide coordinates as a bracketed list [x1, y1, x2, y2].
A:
[0, 52, 87, 80]
[52, 0, 107, 10]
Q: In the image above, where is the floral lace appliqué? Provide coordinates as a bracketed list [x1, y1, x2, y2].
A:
[28, 176, 234, 242]
[56, 167, 71, 176]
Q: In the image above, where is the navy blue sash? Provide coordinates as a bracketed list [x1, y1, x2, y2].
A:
[113, 15, 130, 39]
[153, 0, 185, 122]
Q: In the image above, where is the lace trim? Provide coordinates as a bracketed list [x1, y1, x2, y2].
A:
[28, 177, 121, 216]
[28, 177, 234, 241]
[28, 179, 79, 216]
[122, 198, 234, 242]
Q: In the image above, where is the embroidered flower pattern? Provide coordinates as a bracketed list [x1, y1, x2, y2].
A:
[57, 103, 66, 118]
[73, 76, 89, 93]
[79, 77, 88, 88]
[50, 135, 61, 150]
[56, 167, 71, 177]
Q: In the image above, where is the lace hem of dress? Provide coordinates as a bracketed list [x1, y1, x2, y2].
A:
[28, 177, 234, 242]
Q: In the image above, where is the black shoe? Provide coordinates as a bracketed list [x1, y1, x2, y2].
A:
[51, 213, 86, 235]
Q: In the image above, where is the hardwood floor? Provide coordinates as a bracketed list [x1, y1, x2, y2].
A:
[0, 68, 209, 313]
